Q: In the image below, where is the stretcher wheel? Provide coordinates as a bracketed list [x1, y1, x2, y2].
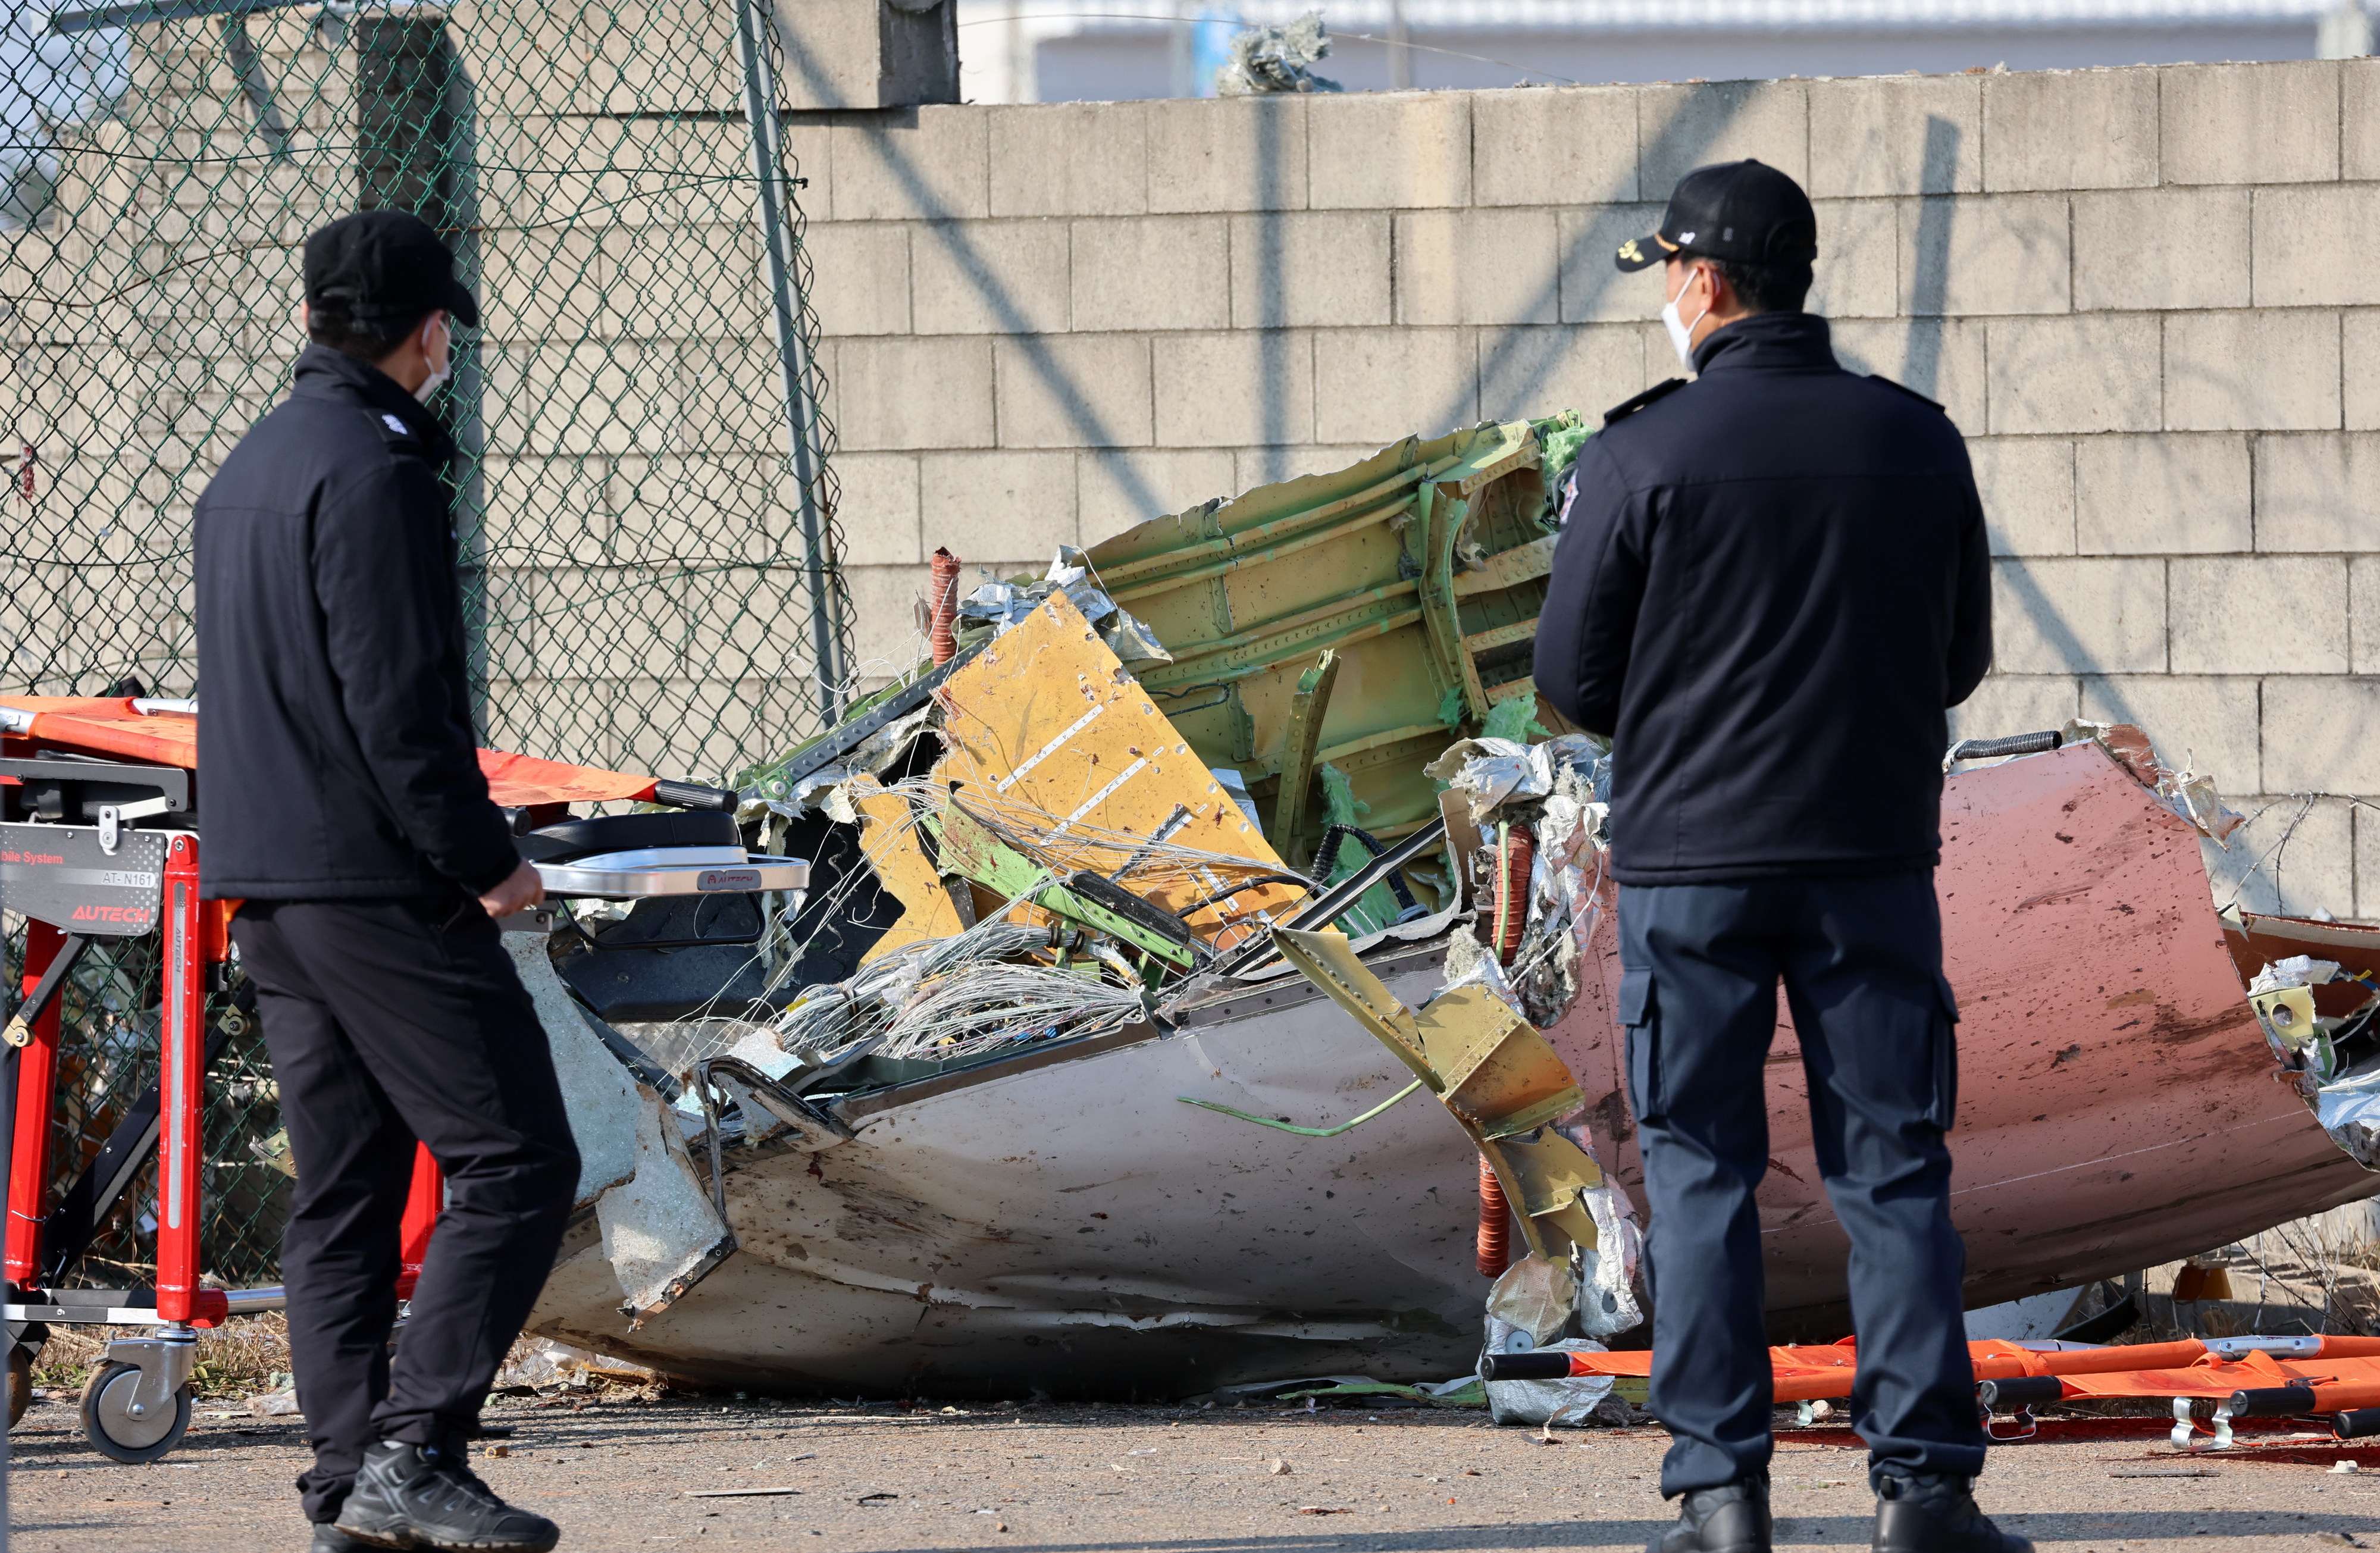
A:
[7, 1346, 30, 1428]
[79, 1360, 191, 1463]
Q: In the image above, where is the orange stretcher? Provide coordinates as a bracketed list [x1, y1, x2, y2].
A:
[0, 696, 659, 808]
[1483, 1335, 2380, 1449]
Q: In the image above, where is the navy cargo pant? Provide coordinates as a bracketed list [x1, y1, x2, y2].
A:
[1618, 871, 1986, 1498]
[233, 898, 580, 1524]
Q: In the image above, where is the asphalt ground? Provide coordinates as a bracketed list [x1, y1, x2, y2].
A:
[11, 1393, 2380, 1551]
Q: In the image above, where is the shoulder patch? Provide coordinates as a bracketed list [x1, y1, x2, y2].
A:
[380, 413, 412, 436]
[1601, 377, 1688, 427]
[1864, 374, 1944, 412]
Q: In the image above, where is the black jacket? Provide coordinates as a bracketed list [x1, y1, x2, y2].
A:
[193, 346, 518, 900]
[1533, 312, 1991, 887]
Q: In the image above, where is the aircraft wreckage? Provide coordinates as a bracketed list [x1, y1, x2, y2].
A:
[10, 415, 2377, 1404]
[488, 412, 2380, 1396]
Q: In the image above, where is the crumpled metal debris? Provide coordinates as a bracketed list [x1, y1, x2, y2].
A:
[958, 547, 1172, 668]
[1214, 10, 1342, 95]
[1480, 1320, 1618, 1428]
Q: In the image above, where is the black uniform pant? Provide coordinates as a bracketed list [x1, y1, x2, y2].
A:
[1617, 871, 1985, 1498]
[232, 898, 580, 1524]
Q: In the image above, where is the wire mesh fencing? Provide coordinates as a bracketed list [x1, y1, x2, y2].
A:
[4, 0, 850, 1286]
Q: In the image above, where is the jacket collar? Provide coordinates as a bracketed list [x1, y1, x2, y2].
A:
[1690, 310, 1837, 377]
[290, 343, 457, 463]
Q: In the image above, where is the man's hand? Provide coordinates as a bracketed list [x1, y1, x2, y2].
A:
[478, 858, 545, 918]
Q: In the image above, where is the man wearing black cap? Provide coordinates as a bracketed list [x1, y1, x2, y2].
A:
[1535, 163, 2015, 1553]
[195, 209, 577, 1553]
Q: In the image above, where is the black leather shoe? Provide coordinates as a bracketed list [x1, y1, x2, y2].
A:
[1650, 1477, 1772, 1553]
[312, 1527, 371, 1553]
[333, 1439, 560, 1552]
[1872, 1471, 2032, 1553]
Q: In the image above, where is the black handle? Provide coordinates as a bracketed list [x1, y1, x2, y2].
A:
[1946, 730, 2062, 765]
[1479, 1351, 1574, 1382]
[2334, 1407, 2380, 1440]
[2225, 1383, 2316, 1419]
[1975, 1376, 2065, 1410]
[652, 778, 738, 811]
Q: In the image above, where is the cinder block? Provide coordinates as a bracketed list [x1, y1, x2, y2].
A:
[1988, 556, 2166, 674]
[2171, 556, 2349, 674]
[1983, 69, 2157, 192]
[2357, 559, 2380, 672]
[2253, 433, 2380, 552]
[1396, 209, 1559, 327]
[1230, 211, 1391, 330]
[486, 342, 678, 458]
[2077, 674, 2261, 794]
[1153, 331, 1313, 448]
[830, 107, 988, 223]
[2262, 677, 2380, 794]
[1639, 80, 1808, 191]
[1900, 192, 2068, 318]
[1235, 444, 1380, 489]
[2205, 793, 2354, 918]
[1984, 315, 2161, 436]
[993, 334, 1153, 449]
[1478, 324, 1647, 425]
[831, 336, 993, 450]
[2162, 62, 2338, 186]
[1946, 673, 2077, 748]
[478, 228, 606, 342]
[1313, 330, 1476, 446]
[1831, 317, 1987, 432]
[1806, 75, 1981, 198]
[1472, 86, 1637, 206]
[2165, 311, 2340, 432]
[1307, 93, 1471, 210]
[830, 453, 921, 566]
[676, 337, 792, 457]
[843, 562, 937, 680]
[2349, 312, 2380, 431]
[1070, 215, 1229, 334]
[2348, 59, 2380, 181]
[1078, 447, 1238, 543]
[1806, 198, 1897, 320]
[1145, 96, 1307, 214]
[1967, 437, 2074, 557]
[2251, 187, 2380, 308]
[2072, 189, 2249, 312]
[2074, 433, 2251, 555]
[1559, 202, 1670, 324]
[908, 218, 1069, 336]
[920, 450, 1078, 568]
[989, 102, 1147, 218]
[801, 223, 910, 338]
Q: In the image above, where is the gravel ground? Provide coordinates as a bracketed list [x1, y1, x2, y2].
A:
[12, 1393, 2380, 1551]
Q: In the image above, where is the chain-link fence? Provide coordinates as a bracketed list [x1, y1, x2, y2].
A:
[4, 0, 850, 1286]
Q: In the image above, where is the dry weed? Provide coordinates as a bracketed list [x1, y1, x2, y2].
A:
[29, 1312, 290, 1399]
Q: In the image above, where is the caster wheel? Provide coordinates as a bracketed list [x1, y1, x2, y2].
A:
[7, 1346, 29, 1429]
[79, 1360, 191, 1463]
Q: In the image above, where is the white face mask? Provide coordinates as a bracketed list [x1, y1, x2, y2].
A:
[412, 316, 452, 404]
[1661, 268, 1712, 372]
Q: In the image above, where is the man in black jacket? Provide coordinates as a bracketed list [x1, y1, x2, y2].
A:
[195, 210, 577, 1553]
[1535, 163, 2019, 1553]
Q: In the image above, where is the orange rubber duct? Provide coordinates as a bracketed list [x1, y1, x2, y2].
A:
[1476, 1158, 1511, 1278]
[1480, 823, 1534, 966]
[929, 547, 962, 666]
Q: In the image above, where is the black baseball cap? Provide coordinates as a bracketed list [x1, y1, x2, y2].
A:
[303, 209, 480, 329]
[1614, 159, 1818, 273]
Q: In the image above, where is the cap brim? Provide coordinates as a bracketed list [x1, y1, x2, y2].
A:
[1613, 233, 1671, 273]
[447, 279, 480, 329]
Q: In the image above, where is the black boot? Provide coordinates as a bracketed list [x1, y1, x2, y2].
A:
[311, 1527, 372, 1552]
[1872, 1470, 2032, 1553]
[333, 1439, 560, 1552]
[1650, 1477, 1772, 1553]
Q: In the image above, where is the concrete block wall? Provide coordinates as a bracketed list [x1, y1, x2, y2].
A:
[793, 60, 2380, 919]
